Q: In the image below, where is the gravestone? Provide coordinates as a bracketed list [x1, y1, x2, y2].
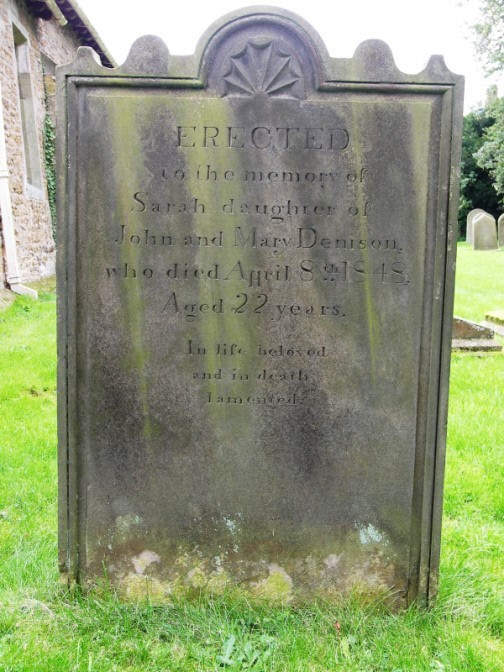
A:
[57, 8, 463, 607]
[473, 212, 498, 250]
[466, 208, 486, 245]
[498, 214, 504, 247]
[451, 316, 502, 352]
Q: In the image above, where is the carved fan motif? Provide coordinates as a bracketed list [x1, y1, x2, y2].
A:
[221, 39, 303, 98]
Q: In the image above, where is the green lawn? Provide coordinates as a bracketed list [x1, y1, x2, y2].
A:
[453, 243, 504, 322]
[0, 245, 502, 671]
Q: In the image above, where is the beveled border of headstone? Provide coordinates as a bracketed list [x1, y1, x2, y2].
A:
[498, 214, 504, 248]
[57, 6, 464, 606]
[466, 209, 486, 245]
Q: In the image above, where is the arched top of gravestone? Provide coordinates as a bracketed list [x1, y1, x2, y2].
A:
[466, 208, 488, 243]
[497, 214, 504, 247]
[473, 212, 498, 250]
[59, 6, 463, 88]
[467, 208, 487, 225]
[474, 212, 496, 225]
[194, 6, 328, 95]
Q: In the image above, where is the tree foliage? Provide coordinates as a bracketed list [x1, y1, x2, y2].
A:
[474, 97, 504, 207]
[459, 106, 501, 233]
[460, 1, 504, 236]
[472, 0, 504, 75]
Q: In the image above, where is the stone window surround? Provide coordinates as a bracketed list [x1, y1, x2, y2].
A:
[10, 11, 45, 200]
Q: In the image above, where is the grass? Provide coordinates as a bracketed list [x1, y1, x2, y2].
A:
[0, 246, 502, 670]
[453, 243, 504, 322]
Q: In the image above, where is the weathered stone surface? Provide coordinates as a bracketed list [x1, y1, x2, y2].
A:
[57, 8, 464, 607]
[451, 317, 502, 352]
[451, 339, 502, 352]
[452, 316, 494, 340]
[473, 212, 497, 250]
[0, 0, 88, 287]
[466, 208, 486, 245]
[498, 214, 504, 248]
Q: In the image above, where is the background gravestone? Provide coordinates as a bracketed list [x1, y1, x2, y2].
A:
[57, 8, 463, 607]
[451, 316, 502, 352]
[466, 208, 486, 245]
[498, 214, 504, 248]
[473, 212, 498, 250]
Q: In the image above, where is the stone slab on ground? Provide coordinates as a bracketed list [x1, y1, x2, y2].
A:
[451, 316, 502, 352]
[452, 339, 502, 352]
[452, 316, 494, 340]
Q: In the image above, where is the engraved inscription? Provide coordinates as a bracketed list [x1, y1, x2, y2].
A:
[176, 127, 349, 150]
[99, 103, 413, 412]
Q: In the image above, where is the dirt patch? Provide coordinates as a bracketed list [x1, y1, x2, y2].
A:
[30, 275, 56, 294]
[0, 275, 56, 312]
[0, 287, 15, 312]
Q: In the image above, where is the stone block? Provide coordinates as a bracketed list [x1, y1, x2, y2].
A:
[451, 316, 502, 352]
[452, 316, 494, 340]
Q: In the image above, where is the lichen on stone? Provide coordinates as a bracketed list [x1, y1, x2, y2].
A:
[252, 564, 293, 603]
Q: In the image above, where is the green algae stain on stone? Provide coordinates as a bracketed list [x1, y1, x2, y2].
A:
[346, 101, 381, 381]
[181, 99, 262, 431]
[109, 96, 155, 440]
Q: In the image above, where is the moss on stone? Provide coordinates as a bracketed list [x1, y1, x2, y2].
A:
[252, 564, 293, 604]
